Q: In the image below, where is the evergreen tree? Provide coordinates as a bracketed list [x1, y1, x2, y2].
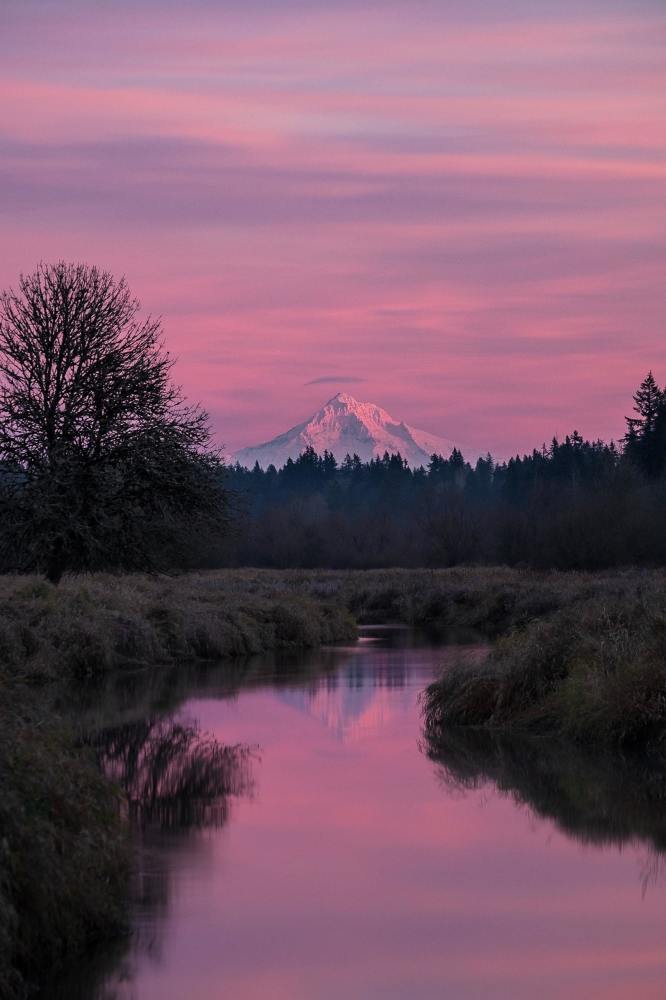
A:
[625, 371, 665, 477]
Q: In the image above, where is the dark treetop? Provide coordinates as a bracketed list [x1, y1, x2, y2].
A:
[0, 262, 228, 581]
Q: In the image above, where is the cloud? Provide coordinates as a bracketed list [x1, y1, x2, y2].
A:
[1, 0, 665, 459]
[305, 376, 367, 385]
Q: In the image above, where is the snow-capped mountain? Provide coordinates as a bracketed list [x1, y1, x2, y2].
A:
[233, 392, 468, 469]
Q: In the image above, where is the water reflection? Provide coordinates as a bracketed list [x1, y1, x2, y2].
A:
[44, 632, 666, 999]
[278, 652, 411, 741]
[423, 725, 666, 859]
[92, 718, 254, 830]
[43, 718, 255, 1000]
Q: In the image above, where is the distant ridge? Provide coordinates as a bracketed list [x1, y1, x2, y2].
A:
[233, 393, 473, 469]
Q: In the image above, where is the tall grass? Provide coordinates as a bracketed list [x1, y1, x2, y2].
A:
[0, 676, 129, 999]
[4, 564, 666, 993]
[424, 579, 666, 746]
[189, 566, 664, 635]
[0, 569, 359, 993]
[3, 567, 660, 683]
[0, 572, 356, 680]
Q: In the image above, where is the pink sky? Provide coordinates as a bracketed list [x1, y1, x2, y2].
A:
[2, 1, 665, 459]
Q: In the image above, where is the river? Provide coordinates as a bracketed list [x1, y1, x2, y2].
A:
[46, 627, 666, 999]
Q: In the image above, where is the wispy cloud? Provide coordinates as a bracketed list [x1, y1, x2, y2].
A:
[1, 1, 664, 456]
[305, 375, 366, 386]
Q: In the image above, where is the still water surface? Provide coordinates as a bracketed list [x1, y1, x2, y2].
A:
[52, 628, 666, 999]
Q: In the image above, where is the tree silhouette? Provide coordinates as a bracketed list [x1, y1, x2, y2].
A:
[0, 262, 228, 581]
[625, 371, 666, 478]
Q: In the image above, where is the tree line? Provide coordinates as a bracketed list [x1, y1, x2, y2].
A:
[0, 261, 663, 578]
[223, 372, 666, 570]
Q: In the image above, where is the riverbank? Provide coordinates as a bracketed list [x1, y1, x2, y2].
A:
[4, 565, 666, 993]
[189, 565, 663, 636]
[424, 576, 666, 747]
[0, 572, 357, 995]
[3, 568, 660, 685]
[0, 674, 129, 999]
[0, 573, 356, 681]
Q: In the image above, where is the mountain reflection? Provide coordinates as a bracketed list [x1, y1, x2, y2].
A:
[278, 652, 412, 741]
[423, 725, 666, 856]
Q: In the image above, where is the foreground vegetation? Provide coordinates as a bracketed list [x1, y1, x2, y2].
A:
[5, 563, 644, 683]
[4, 564, 666, 993]
[424, 573, 666, 747]
[0, 676, 128, 999]
[0, 571, 356, 994]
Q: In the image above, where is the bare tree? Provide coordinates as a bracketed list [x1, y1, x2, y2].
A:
[0, 262, 229, 581]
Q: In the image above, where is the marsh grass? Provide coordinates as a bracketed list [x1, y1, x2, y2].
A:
[4, 564, 666, 994]
[3, 566, 658, 683]
[0, 571, 357, 680]
[0, 570, 358, 994]
[200, 566, 662, 635]
[424, 579, 666, 746]
[0, 678, 129, 999]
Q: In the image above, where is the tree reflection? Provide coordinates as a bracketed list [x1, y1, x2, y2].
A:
[422, 723, 666, 855]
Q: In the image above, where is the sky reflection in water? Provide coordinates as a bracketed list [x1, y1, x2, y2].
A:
[59, 630, 666, 999]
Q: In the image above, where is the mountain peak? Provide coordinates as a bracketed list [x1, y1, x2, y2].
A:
[326, 391, 362, 409]
[234, 395, 472, 469]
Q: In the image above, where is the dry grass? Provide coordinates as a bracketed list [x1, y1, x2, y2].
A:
[0, 572, 357, 680]
[424, 577, 666, 747]
[188, 565, 666, 634]
[0, 676, 129, 999]
[3, 564, 665, 994]
[0, 569, 360, 992]
[3, 565, 662, 680]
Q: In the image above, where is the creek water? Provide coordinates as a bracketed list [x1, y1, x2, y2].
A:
[47, 628, 666, 999]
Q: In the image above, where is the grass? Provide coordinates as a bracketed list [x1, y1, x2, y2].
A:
[3, 567, 661, 682]
[0, 569, 359, 993]
[188, 566, 665, 635]
[424, 577, 666, 747]
[0, 572, 357, 680]
[4, 564, 666, 992]
[0, 674, 129, 999]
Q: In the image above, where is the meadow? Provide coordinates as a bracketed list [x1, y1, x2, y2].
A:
[2, 565, 662, 681]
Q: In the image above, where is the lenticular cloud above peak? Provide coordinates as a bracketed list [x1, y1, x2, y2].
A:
[233, 393, 470, 468]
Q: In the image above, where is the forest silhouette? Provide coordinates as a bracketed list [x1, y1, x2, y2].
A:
[225, 373, 666, 571]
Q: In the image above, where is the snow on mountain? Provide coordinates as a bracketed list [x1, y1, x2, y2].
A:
[233, 392, 471, 469]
